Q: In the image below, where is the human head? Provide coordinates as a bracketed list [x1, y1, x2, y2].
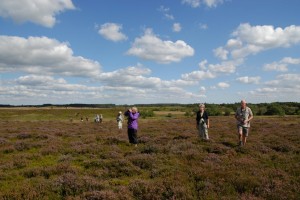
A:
[241, 100, 247, 109]
[119, 111, 122, 114]
[131, 107, 138, 113]
[199, 104, 205, 111]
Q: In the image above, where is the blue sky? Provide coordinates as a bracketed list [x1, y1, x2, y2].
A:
[0, 0, 299, 105]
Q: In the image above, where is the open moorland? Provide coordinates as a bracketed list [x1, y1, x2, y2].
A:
[0, 108, 299, 199]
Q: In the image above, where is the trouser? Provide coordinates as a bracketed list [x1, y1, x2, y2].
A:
[198, 123, 209, 140]
[128, 128, 138, 144]
[118, 121, 122, 129]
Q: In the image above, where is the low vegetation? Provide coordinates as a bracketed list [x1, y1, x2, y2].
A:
[0, 108, 299, 199]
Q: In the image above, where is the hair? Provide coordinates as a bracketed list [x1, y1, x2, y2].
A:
[132, 106, 138, 112]
[199, 104, 205, 108]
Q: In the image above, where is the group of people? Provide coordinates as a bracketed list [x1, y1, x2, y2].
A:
[94, 114, 103, 123]
[109, 100, 253, 148]
[196, 99, 253, 147]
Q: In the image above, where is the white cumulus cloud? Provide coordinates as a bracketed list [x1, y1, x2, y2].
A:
[98, 23, 128, 42]
[0, 35, 101, 77]
[214, 23, 300, 60]
[127, 29, 194, 64]
[0, 0, 75, 27]
[182, 0, 223, 8]
[250, 73, 300, 102]
[236, 76, 261, 84]
[173, 23, 182, 32]
[263, 57, 300, 72]
[217, 82, 230, 88]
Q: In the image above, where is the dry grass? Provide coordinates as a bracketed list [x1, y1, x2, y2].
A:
[0, 108, 299, 199]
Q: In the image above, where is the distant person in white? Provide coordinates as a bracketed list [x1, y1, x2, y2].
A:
[95, 114, 100, 123]
[116, 111, 123, 130]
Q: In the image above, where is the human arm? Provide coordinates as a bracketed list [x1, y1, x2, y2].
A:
[207, 119, 210, 128]
[205, 111, 210, 128]
[245, 108, 253, 123]
[196, 111, 200, 129]
[129, 112, 139, 120]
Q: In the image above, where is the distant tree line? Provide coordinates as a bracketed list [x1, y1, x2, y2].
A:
[189, 102, 300, 116]
[1, 102, 299, 116]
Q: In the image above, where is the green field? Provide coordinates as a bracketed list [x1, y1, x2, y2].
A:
[0, 108, 299, 199]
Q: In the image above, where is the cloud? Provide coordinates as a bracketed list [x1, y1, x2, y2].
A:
[263, 57, 300, 72]
[213, 47, 228, 60]
[217, 82, 230, 88]
[208, 62, 236, 74]
[16, 75, 66, 86]
[0, 0, 75, 27]
[263, 63, 288, 72]
[173, 23, 182, 32]
[127, 29, 194, 64]
[0, 35, 101, 77]
[199, 86, 206, 93]
[181, 70, 215, 81]
[199, 23, 208, 30]
[236, 76, 261, 84]
[281, 57, 300, 65]
[98, 23, 128, 42]
[250, 73, 300, 101]
[0, 64, 204, 105]
[158, 5, 174, 20]
[97, 64, 196, 89]
[182, 0, 224, 8]
[214, 23, 300, 60]
[0, 75, 105, 105]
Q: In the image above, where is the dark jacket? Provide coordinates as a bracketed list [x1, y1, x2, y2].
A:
[196, 111, 209, 125]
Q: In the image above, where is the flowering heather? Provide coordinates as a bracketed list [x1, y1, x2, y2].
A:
[0, 108, 299, 199]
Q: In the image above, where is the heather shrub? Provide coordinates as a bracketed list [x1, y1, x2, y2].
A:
[127, 153, 155, 170]
[17, 133, 32, 139]
[2, 145, 14, 154]
[0, 110, 299, 199]
[83, 159, 104, 169]
[104, 159, 141, 178]
[14, 141, 30, 151]
[104, 136, 127, 145]
[0, 137, 8, 144]
[129, 178, 194, 200]
[23, 167, 40, 178]
[81, 190, 118, 200]
[52, 173, 84, 197]
[140, 145, 158, 154]
[12, 156, 28, 169]
[81, 176, 106, 192]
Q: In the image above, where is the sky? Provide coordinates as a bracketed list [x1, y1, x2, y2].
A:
[0, 0, 299, 105]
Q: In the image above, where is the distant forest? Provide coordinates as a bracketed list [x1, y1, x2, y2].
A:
[0, 102, 299, 116]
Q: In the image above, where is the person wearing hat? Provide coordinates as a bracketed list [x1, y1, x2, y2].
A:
[196, 104, 210, 140]
[116, 111, 123, 130]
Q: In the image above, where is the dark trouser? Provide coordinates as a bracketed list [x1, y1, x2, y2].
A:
[128, 128, 138, 144]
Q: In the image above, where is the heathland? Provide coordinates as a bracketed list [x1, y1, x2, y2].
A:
[0, 106, 299, 199]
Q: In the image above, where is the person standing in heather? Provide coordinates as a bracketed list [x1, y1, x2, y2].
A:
[235, 100, 253, 147]
[116, 111, 123, 130]
[124, 107, 140, 147]
[196, 104, 210, 140]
